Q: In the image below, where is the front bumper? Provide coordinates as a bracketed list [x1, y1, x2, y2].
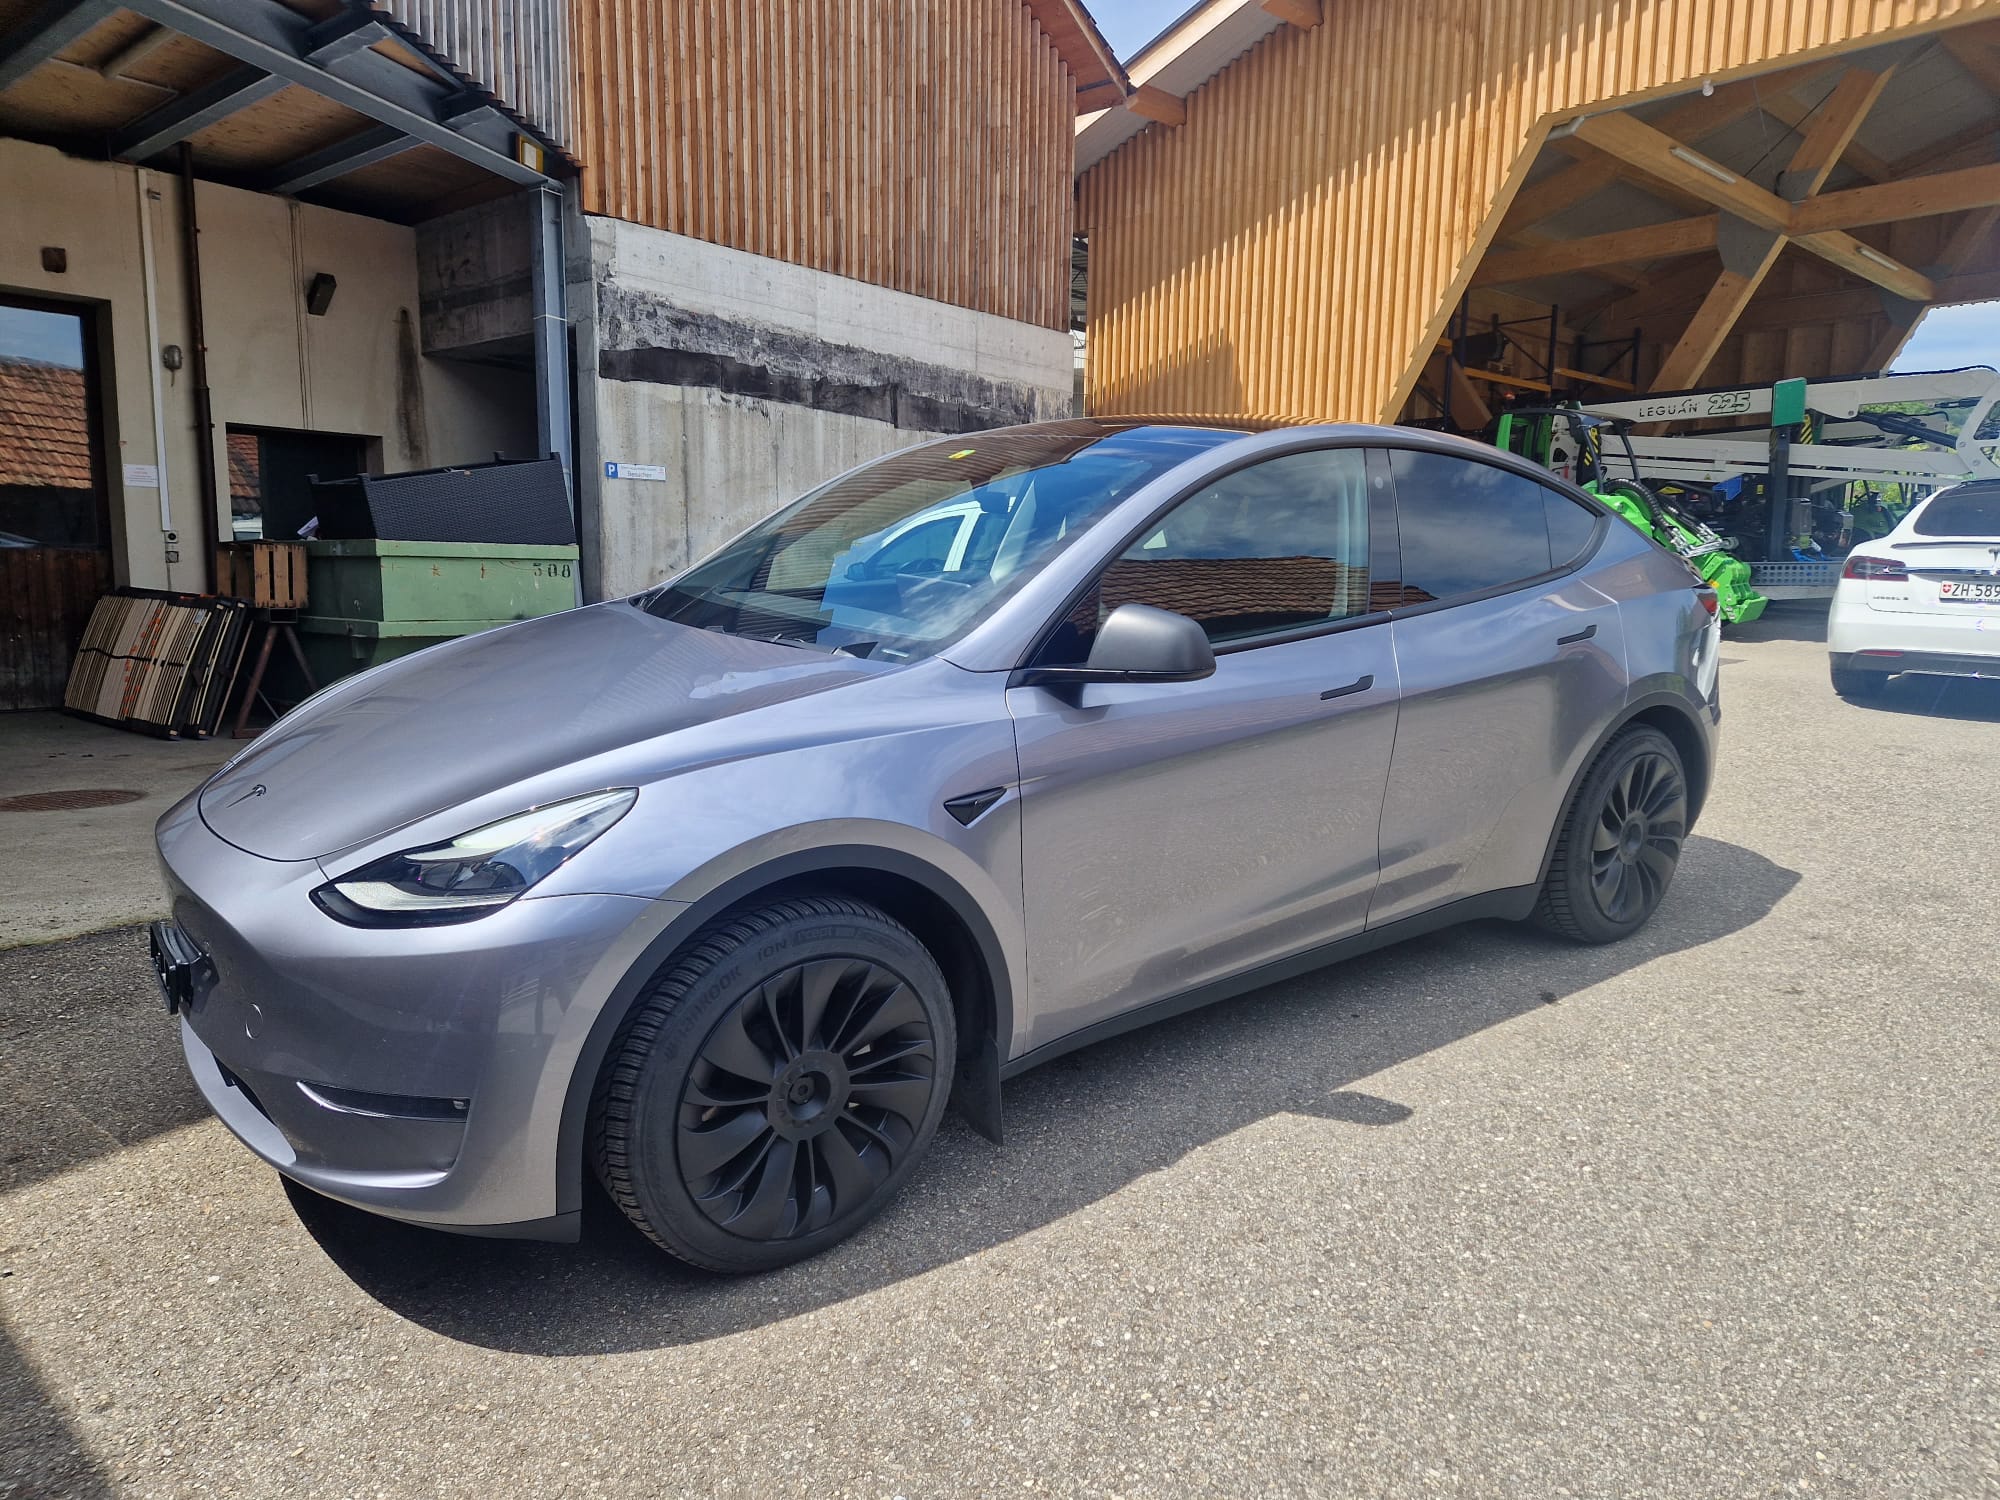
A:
[155, 793, 675, 1234]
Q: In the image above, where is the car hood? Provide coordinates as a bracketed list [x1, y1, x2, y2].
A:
[198, 602, 887, 859]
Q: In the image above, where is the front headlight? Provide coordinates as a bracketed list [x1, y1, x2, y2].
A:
[312, 789, 638, 926]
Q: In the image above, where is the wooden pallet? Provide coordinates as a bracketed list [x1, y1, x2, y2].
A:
[215, 542, 309, 610]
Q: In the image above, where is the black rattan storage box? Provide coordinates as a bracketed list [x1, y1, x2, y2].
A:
[311, 457, 575, 546]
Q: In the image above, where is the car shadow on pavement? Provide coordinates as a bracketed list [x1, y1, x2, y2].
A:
[285, 832, 1802, 1354]
[1848, 673, 2000, 723]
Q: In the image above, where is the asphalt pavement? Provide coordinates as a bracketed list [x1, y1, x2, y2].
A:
[2, 607, 1995, 1498]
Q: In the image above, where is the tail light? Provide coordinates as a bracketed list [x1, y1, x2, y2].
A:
[1843, 554, 1906, 580]
[1695, 585, 1719, 616]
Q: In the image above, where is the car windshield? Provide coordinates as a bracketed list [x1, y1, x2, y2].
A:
[641, 424, 1240, 661]
[1913, 484, 2000, 537]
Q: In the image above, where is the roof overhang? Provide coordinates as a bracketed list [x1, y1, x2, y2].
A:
[1025, 0, 1127, 112]
[1075, 0, 1298, 174]
[0, 0, 565, 222]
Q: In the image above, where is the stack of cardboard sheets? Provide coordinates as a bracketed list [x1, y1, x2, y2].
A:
[64, 590, 250, 738]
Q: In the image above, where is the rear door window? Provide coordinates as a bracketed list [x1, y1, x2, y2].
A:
[1387, 449, 1556, 605]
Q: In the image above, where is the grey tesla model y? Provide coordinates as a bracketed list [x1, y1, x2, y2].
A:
[154, 418, 1719, 1272]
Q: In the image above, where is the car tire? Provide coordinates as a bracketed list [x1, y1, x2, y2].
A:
[589, 895, 955, 1273]
[1830, 661, 1884, 701]
[1534, 725, 1688, 945]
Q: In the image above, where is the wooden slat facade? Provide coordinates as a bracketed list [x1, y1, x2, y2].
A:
[568, 0, 1077, 331]
[1078, 0, 2000, 421]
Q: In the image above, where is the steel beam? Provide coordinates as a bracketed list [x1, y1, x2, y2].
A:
[110, 65, 286, 159]
[302, 8, 392, 66]
[115, 0, 547, 185]
[530, 184, 575, 534]
[255, 123, 414, 194]
[0, 0, 116, 92]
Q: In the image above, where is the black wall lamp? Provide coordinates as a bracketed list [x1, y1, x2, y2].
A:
[304, 272, 338, 317]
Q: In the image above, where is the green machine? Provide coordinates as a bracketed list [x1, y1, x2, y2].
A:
[1496, 405, 1768, 626]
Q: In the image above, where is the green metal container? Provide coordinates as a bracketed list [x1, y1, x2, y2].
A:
[294, 539, 580, 686]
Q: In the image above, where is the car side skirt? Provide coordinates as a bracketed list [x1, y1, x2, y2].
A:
[997, 884, 1539, 1081]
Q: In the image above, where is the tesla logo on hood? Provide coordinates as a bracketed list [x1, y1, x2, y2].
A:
[226, 784, 267, 807]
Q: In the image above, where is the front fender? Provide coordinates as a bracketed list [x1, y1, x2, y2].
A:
[546, 824, 1027, 1217]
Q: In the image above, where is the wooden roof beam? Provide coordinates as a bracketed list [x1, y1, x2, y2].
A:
[1500, 63, 1837, 235]
[1127, 85, 1185, 128]
[1759, 94, 1895, 182]
[1777, 65, 1897, 199]
[1261, 0, 1322, 28]
[1791, 161, 2000, 234]
[1650, 63, 1895, 392]
[1569, 106, 1933, 304]
[1474, 216, 1719, 286]
[1504, 226, 1650, 289]
[1074, 81, 1128, 114]
[1570, 112, 1791, 230]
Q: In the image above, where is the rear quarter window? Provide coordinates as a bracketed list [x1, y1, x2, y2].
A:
[1544, 490, 1601, 567]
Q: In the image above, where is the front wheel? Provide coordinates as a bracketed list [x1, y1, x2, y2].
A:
[1535, 726, 1688, 944]
[589, 895, 956, 1273]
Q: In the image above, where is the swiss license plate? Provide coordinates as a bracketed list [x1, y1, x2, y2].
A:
[1938, 578, 2000, 602]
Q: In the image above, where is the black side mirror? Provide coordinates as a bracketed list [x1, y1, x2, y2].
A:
[1015, 603, 1216, 688]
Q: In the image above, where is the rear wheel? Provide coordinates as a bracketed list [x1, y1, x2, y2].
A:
[1535, 726, 1688, 945]
[590, 895, 955, 1273]
[1830, 660, 1885, 701]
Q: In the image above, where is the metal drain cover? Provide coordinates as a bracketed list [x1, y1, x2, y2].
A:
[0, 789, 145, 812]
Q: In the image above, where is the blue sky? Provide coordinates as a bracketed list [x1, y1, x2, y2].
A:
[1090, 0, 1186, 59]
[0, 306, 85, 368]
[1890, 302, 2000, 372]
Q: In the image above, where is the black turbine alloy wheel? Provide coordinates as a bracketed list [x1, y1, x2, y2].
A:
[1535, 725, 1689, 944]
[1588, 749, 1686, 925]
[680, 957, 937, 1240]
[591, 896, 955, 1271]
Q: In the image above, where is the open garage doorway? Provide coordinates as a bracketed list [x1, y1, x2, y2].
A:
[0, 296, 111, 711]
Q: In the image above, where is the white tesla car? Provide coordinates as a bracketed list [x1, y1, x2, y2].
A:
[1829, 481, 2000, 699]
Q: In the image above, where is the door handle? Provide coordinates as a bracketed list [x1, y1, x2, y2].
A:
[1556, 623, 1598, 646]
[1319, 674, 1374, 701]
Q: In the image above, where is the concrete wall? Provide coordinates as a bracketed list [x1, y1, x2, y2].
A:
[0, 137, 531, 591]
[572, 212, 1074, 601]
